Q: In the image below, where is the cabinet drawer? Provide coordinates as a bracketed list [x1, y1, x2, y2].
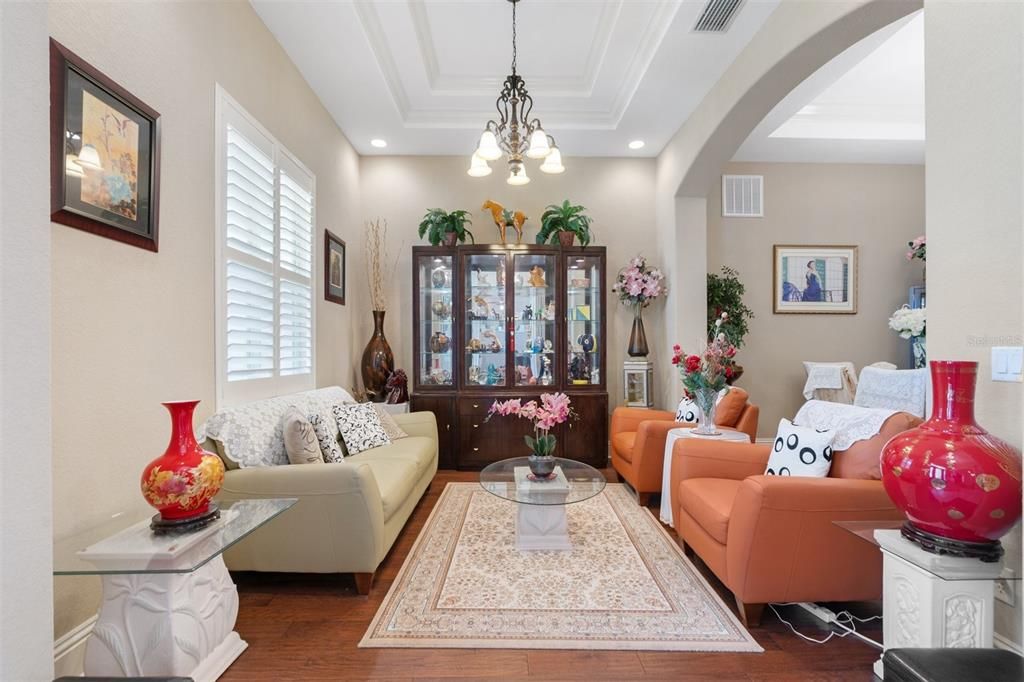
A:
[458, 398, 494, 416]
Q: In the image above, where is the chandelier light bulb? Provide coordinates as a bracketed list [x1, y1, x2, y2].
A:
[466, 152, 493, 178]
[539, 145, 565, 174]
[76, 143, 102, 170]
[476, 131, 502, 161]
[526, 129, 551, 159]
[507, 160, 530, 186]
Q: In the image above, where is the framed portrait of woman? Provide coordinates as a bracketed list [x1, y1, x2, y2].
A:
[773, 245, 858, 314]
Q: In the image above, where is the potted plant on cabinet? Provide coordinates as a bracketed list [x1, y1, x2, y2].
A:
[706, 266, 754, 383]
[418, 208, 475, 246]
[536, 200, 593, 247]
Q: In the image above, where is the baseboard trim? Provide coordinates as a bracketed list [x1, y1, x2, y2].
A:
[994, 631, 1024, 655]
[755, 437, 773, 444]
[54, 615, 96, 677]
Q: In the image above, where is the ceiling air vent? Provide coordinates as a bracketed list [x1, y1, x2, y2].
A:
[693, 0, 744, 33]
[722, 175, 763, 217]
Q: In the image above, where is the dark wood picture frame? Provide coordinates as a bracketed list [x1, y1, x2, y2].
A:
[324, 229, 346, 305]
[50, 39, 161, 252]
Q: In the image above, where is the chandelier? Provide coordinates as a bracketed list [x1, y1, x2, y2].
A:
[467, 0, 564, 185]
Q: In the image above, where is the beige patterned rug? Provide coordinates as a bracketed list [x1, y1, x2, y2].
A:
[360, 483, 761, 652]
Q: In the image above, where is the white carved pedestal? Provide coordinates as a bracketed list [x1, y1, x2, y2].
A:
[84, 555, 246, 681]
[513, 465, 572, 551]
[874, 529, 1003, 679]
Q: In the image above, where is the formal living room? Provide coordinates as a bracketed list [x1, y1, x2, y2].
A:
[3, 1, 1023, 681]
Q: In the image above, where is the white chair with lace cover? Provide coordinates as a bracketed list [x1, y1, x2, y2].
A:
[802, 361, 858, 404]
[853, 365, 930, 418]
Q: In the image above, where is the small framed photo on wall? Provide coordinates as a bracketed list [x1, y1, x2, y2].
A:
[773, 245, 858, 314]
[50, 39, 161, 252]
[325, 229, 346, 305]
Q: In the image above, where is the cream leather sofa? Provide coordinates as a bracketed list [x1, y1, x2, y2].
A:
[202, 387, 438, 594]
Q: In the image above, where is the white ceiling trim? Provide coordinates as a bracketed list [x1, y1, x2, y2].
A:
[356, 0, 683, 130]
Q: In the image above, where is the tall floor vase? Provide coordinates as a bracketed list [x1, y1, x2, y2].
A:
[627, 305, 649, 357]
[362, 310, 394, 402]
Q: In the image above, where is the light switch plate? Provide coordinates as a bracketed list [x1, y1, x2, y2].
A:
[991, 346, 1024, 382]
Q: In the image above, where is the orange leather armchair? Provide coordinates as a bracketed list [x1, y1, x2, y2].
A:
[669, 439, 904, 627]
[610, 388, 759, 504]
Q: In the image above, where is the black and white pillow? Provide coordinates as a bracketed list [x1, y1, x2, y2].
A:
[309, 413, 344, 463]
[764, 418, 834, 478]
[333, 403, 391, 455]
[675, 396, 700, 424]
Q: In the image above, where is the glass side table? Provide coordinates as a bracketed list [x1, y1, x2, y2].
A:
[835, 520, 1020, 679]
[54, 498, 296, 681]
[480, 457, 605, 550]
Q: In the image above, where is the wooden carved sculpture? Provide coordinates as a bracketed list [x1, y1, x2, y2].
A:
[482, 200, 507, 244]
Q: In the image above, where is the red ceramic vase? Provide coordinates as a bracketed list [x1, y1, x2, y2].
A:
[141, 400, 225, 524]
[880, 361, 1022, 561]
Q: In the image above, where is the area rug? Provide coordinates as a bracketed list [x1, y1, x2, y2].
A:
[360, 483, 761, 652]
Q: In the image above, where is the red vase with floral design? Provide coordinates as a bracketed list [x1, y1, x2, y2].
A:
[881, 361, 1022, 561]
[141, 400, 225, 530]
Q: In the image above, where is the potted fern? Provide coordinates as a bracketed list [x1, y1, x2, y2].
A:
[536, 200, 593, 247]
[418, 208, 475, 246]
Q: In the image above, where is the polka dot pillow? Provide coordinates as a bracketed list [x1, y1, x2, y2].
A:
[764, 418, 835, 478]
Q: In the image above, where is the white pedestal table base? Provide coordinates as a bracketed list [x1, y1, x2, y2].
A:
[516, 503, 572, 551]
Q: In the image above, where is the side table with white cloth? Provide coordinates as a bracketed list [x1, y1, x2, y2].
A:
[659, 428, 751, 525]
[54, 498, 296, 681]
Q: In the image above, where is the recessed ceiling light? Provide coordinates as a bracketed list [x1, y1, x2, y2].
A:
[370, 139, 387, 148]
[628, 140, 645, 150]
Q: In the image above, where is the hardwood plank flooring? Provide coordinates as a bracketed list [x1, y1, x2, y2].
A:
[224, 470, 881, 681]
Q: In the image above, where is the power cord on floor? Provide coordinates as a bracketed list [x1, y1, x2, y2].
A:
[769, 603, 883, 650]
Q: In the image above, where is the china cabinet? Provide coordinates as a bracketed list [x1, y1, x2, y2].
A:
[411, 245, 607, 469]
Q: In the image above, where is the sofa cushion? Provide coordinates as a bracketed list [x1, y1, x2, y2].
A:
[830, 412, 924, 480]
[716, 388, 749, 427]
[334, 403, 391, 455]
[348, 437, 436, 521]
[282, 407, 323, 465]
[203, 386, 354, 468]
[678, 478, 742, 545]
[611, 432, 636, 463]
[374, 405, 409, 441]
[310, 413, 345, 463]
[765, 418, 835, 478]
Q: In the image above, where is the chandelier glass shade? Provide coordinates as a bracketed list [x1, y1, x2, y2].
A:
[467, 0, 564, 184]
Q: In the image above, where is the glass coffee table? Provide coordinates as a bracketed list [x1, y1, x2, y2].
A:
[480, 457, 605, 551]
[54, 497, 296, 681]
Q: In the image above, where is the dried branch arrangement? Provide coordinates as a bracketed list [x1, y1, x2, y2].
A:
[364, 218, 401, 311]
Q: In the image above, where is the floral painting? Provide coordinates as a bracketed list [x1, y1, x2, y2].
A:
[80, 91, 140, 220]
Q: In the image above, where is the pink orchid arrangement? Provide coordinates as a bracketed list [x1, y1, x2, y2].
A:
[487, 392, 575, 457]
[612, 256, 667, 308]
[906, 235, 926, 262]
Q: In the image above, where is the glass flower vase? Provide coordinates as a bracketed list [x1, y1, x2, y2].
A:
[691, 388, 720, 436]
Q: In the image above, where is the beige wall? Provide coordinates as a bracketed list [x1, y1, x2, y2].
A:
[359, 155, 663, 411]
[924, 0, 1023, 648]
[49, 0, 362, 644]
[708, 162, 924, 437]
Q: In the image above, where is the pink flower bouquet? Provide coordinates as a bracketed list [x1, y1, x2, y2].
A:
[906, 235, 926, 262]
[612, 256, 667, 309]
[487, 392, 575, 457]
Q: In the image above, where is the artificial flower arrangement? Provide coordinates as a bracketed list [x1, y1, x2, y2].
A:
[889, 305, 926, 339]
[487, 392, 576, 462]
[612, 256, 667, 308]
[906, 235, 926, 262]
[671, 312, 738, 435]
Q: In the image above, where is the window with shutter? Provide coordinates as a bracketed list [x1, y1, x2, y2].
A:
[216, 87, 316, 406]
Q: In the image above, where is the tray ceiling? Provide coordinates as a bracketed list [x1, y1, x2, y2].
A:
[251, 0, 779, 157]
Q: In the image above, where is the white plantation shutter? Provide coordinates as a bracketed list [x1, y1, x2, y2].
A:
[217, 88, 316, 406]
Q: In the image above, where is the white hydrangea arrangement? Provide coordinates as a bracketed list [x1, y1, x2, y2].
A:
[889, 306, 926, 339]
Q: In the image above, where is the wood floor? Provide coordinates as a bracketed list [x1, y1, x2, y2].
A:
[224, 470, 882, 681]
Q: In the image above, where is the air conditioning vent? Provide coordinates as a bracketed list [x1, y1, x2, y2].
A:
[722, 175, 763, 217]
[693, 0, 744, 33]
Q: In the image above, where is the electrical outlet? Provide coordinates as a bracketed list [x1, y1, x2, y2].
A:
[995, 568, 1016, 606]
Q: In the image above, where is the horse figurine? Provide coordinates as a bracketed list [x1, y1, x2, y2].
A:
[482, 200, 528, 244]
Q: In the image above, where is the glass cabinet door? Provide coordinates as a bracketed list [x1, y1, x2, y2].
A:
[565, 253, 603, 387]
[463, 252, 508, 387]
[417, 253, 454, 387]
[511, 252, 557, 387]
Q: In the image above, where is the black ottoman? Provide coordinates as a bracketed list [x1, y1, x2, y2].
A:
[883, 647, 1023, 681]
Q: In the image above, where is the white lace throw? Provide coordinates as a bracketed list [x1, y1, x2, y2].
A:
[794, 400, 897, 451]
[854, 366, 929, 418]
[803, 362, 851, 399]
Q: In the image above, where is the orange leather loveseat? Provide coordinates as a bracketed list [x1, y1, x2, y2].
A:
[610, 388, 759, 504]
[669, 412, 921, 627]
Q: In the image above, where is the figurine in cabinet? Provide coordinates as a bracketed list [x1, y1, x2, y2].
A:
[543, 339, 554, 353]
[482, 328, 502, 352]
[530, 336, 544, 353]
[469, 294, 490, 320]
[466, 338, 482, 353]
[577, 333, 596, 353]
[485, 364, 500, 385]
[522, 304, 533, 321]
[469, 366, 481, 384]
[570, 352, 590, 384]
[431, 299, 451, 319]
[542, 301, 556, 320]
[431, 267, 450, 288]
[539, 356, 553, 385]
[529, 266, 546, 287]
